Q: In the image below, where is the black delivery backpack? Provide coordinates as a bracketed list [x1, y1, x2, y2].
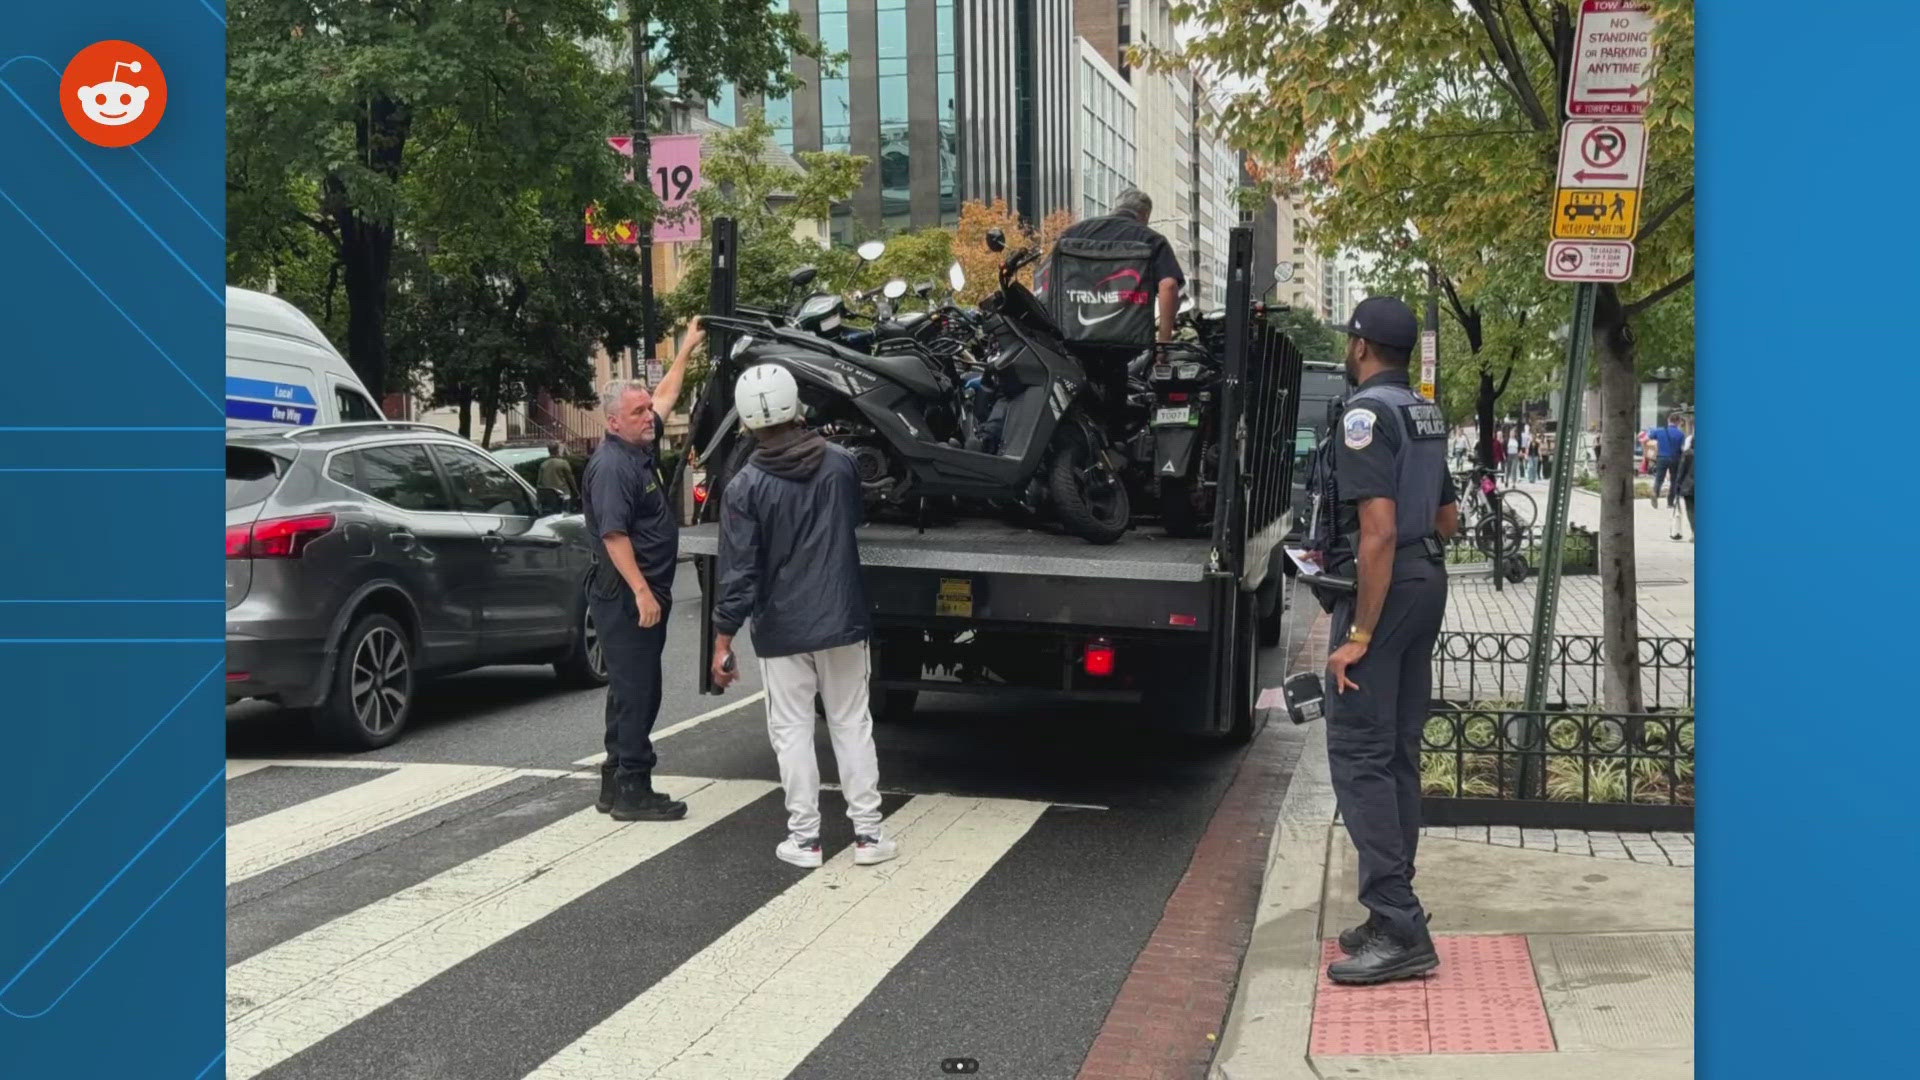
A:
[1042, 216, 1160, 349]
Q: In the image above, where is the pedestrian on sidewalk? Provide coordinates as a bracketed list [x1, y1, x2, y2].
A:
[1316, 297, 1456, 985]
[582, 319, 704, 822]
[538, 442, 577, 504]
[1671, 430, 1695, 542]
[1646, 412, 1687, 508]
[710, 363, 897, 871]
[1504, 428, 1520, 484]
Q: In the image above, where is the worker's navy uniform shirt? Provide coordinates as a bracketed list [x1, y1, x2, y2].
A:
[581, 420, 679, 601]
[1331, 369, 1456, 554]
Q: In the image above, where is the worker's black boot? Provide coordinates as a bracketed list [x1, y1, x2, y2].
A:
[596, 760, 617, 814]
[1338, 910, 1432, 956]
[608, 772, 688, 822]
[1327, 923, 1440, 985]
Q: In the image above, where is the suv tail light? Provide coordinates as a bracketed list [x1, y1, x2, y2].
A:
[1083, 638, 1116, 678]
[227, 514, 336, 560]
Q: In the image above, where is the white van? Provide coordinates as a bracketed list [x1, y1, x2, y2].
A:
[226, 286, 384, 429]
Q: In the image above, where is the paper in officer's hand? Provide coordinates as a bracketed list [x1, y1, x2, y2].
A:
[1285, 547, 1324, 577]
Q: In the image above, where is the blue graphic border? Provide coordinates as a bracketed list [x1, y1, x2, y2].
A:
[0, 3, 225, 1076]
[1698, 2, 1914, 1077]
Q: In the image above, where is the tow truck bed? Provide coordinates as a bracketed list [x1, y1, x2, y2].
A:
[680, 519, 1224, 632]
[678, 520, 1213, 581]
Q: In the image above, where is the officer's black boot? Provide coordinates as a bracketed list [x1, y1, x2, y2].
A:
[1327, 922, 1440, 985]
[608, 772, 688, 822]
[1338, 910, 1433, 956]
[596, 760, 617, 814]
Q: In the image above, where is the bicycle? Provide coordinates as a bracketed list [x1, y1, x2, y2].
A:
[1453, 466, 1537, 530]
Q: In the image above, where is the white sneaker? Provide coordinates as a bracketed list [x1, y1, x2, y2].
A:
[853, 833, 898, 866]
[776, 834, 822, 869]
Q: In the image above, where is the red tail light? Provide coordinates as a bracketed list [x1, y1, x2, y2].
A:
[1083, 639, 1115, 678]
[227, 514, 336, 559]
[1168, 392, 1189, 402]
[693, 483, 710, 505]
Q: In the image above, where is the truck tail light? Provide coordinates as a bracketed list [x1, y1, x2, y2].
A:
[227, 514, 336, 560]
[1084, 639, 1115, 677]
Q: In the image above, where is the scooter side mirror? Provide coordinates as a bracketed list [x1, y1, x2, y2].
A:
[985, 228, 1007, 253]
[856, 240, 887, 263]
[883, 278, 908, 300]
[948, 261, 967, 291]
[789, 265, 818, 290]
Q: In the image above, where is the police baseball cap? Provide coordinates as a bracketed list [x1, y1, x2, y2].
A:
[1331, 296, 1419, 351]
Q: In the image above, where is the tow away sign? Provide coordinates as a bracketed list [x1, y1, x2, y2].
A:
[1546, 240, 1635, 283]
[1567, 0, 1656, 118]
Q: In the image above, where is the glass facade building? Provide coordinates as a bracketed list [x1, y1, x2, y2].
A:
[687, 0, 1065, 243]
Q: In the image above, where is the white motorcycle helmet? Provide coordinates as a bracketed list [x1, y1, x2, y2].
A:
[735, 363, 801, 431]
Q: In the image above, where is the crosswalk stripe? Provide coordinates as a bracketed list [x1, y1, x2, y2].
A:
[572, 690, 767, 766]
[529, 793, 1047, 1080]
[226, 760, 273, 780]
[226, 763, 519, 886]
[224, 776, 774, 1078]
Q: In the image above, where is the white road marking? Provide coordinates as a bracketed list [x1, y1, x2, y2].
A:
[224, 776, 773, 1079]
[529, 793, 1047, 1080]
[572, 690, 766, 766]
[226, 763, 521, 885]
[226, 757, 579, 779]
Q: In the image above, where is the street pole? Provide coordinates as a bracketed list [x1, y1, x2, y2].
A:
[629, 4, 658, 381]
[1425, 265, 1440, 395]
[1516, 280, 1597, 797]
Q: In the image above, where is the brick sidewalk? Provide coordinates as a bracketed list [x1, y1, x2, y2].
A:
[1447, 481, 1694, 639]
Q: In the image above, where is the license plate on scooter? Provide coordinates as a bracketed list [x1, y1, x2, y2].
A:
[1153, 406, 1192, 425]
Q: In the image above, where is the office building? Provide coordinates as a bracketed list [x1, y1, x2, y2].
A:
[689, 0, 1074, 241]
[1075, 36, 1137, 220]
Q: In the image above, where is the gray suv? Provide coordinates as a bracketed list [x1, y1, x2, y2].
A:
[226, 422, 607, 749]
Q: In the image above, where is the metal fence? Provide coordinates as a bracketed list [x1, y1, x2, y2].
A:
[1421, 705, 1694, 830]
[1445, 523, 1599, 575]
[1433, 630, 1694, 711]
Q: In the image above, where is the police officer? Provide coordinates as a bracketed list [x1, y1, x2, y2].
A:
[581, 320, 704, 821]
[1318, 297, 1459, 985]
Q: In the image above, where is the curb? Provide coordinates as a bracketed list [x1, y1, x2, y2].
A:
[1209, 616, 1338, 1080]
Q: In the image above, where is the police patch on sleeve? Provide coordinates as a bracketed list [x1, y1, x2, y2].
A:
[1343, 408, 1377, 449]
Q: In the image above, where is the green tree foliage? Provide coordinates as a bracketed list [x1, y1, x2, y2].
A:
[228, 0, 819, 398]
[1168, 0, 1695, 712]
[1266, 304, 1341, 364]
[660, 113, 869, 327]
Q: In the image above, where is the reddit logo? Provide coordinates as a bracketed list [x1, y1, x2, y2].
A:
[61, 41, 167, 147]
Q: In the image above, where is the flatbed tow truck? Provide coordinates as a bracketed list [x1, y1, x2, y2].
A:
[681, 225, 1305, 742]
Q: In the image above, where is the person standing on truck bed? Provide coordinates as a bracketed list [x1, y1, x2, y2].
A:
[581, 319, 704, 822]
[1319, 297, 1459, 985]
[1054, 188, 1185, 343]
[709, 364, 898, 871]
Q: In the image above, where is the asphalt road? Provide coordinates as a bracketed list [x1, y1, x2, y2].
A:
[225, 577, 1316, 1080]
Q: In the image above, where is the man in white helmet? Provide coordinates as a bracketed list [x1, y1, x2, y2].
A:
[709, 364, 896, 869]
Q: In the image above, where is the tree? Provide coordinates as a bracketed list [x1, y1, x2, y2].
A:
[228, 0, 821, 398]
[387, 195, 649, 445]
[1171, 0, 1695, 712]
[952, 199, 1074, 307]
[659, 112, 868, 327]
[1267, 304, 1341, 364]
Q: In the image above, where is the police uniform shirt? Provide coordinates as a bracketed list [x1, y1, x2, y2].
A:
[581, 417, 679, 601]
[1333, 370, 1456, 550]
